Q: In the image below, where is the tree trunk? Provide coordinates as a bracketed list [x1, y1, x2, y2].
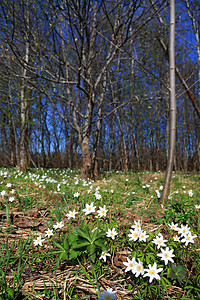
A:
[162, 0, 176, 204]
[81, 136, 92, 179]
[17, 3, 30, 172]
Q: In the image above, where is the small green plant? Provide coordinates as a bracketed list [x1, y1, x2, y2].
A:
[169, 264, 187, 285]
[51, 224, 108, 265]
[72, 224, 108, 262]
[51, 232, 81, 266]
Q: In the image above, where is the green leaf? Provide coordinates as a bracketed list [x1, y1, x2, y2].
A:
[62, 251, 69, 260]
[7, 288, 15, 299]
[94, 239, 108, 251]
[69, 249, 81, 260]
[93, 231, 106, 242]
[52, 240, 65, 251]
[63, 239, 69, 249]
[87, 244, 96, 262]
[68, 232, 78, 245]
[169, 264, 187, 285]
[74, 227, 91, 243]
[72, 240, 91, 250]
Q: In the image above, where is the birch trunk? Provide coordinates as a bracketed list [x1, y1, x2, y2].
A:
[162, 0, 176, 204]
[17, 6, 30, 172]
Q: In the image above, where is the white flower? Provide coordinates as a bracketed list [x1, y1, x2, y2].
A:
[99, 288, 117, 300]
[97, 205, 108, 218]
[157, 247, 175, 265]
[168, 222, 179, 231]
[8, 196, 15, 202]
[143, 262, 163, 283]
[6, 183, 12, 187]
[10, 189, 15, 194]
[128, 228, 140, 242]
[139, 230, 149, 242]
[178, 224, 190, 237]
[82, 202, 96, 215]
[188, 190, 194, 197]
[45, 228, 54, 238]
[53, 221, 64, 230]
[106, 228, 118, 240]
[33, 235, 45, 246]
[73, 192, 80, 198]
[159, 185, 163, 190]
[195, 205, 200, 209]
[131, 220, 141, 230]
[173, 235, 180, 242]
[99, 251, 111, 262]
[181, 232, 197, 246]
[128, 228, 141, 242]
[1, 190, 6, 196]
[133, 259, 144, 277]
[152, 233, 168, 249]
[66, 210, 78, 219]
[95, 193, 102, 200]
[155, 190, 161, 198]
[123, 257, 136, 273]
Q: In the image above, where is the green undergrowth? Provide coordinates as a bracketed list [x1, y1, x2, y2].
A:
[0, 168, 199, 299]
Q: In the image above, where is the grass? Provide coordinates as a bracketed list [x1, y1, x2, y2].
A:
[0, 167, 199, 299]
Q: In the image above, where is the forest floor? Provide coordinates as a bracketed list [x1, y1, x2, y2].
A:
[0, 168, 200, 300]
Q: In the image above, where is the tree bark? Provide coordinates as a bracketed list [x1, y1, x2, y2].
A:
[17, 1, 30, 172]
[81, 135, 92, 178]
[162, 0, 176, 204]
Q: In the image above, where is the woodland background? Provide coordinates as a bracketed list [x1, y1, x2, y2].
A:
[0, 0, 199, 176]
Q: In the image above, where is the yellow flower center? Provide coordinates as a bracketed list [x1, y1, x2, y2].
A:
[137, 265, 142, 271]
[129, 262, 134, 267]
[164, 253, 168, 258]
[150, 270, 155, 275]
